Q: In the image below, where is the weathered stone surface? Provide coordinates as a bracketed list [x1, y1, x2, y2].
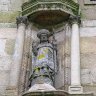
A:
[11, 0, 22, 11]
[0, 39, 6, 56]
[80, 27, 96, 37]
[84, 0, 96, 4]
[81, 54, 96, 69]
[18, 25, 32, 94]
[80, 36, 96, 95]
[80, 37, 96, 54]
[0, 26, 17, 95]
[81, 69, 91, 85]
[0, 56, 12, 70]
[55, 68, 65, 89]
[0, 28, 16, 56]
[0, 23, 16, 28]
[55, 34, 71, 90]
[5, 87, 18, 96]
[0, 0, 22, 12]
[83, 85, 96, 96]
[81, 20, 96, 27]
[0, 71, 9, 86]
[0, 71, 10, 95]
[79, 0, 96, 20]
[5, 39, 15, 55]
[0, 28, 17, 39]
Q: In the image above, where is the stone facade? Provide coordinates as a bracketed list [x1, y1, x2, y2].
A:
[0, 26, 17, 95]
[79, 0, 96, 19]
[0, 0, 96, 96]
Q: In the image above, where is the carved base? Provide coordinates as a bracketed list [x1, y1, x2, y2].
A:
[68, 86, 83, 94]
[22, 83, 68, 96]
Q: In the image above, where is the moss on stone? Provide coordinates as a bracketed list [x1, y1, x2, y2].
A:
[0, 11, 21, 23]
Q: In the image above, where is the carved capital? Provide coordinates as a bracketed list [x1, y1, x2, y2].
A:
[69, 15, 81, 25]
[16, 16, 28, 26]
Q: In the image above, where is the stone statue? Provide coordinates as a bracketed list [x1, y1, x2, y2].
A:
[30, 29, 57, 87]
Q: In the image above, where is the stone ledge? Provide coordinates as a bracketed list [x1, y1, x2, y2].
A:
[0, 23, 16, 28]
[69, 93, 93, 96]
[81, 20, 96, 27]
[23, 90, 93, 96]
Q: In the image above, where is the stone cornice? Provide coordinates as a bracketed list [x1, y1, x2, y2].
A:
[22, 0, 79, 16]
[21, 0, 79, 26]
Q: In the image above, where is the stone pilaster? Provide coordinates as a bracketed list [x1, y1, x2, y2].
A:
[69, 16, 83, 94]
[18, 24, 32, 95]
[6, 16, 28, 96]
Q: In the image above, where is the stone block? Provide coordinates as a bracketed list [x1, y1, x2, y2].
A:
[81, 20, 96, 27]
[80, 27, 96, 37]
[80, 37, 96, 54]
[84, 0, 96, 4]
[0, 56, 12, 71]
[83, 85, 96, 96]
[81, 54, 96, 69]
[0, 39, 15, 56]
[11, 0, 22, 11]
[0, 0, 11, 4]
[0, 71, 10, 95]
[81, 8, 96, 20]
[0, 39, 6, 56]
[0, 71, 9, 86]
[0, 28, 17, 39]
[81, 69, 91, 85]
[0, 23, 16, 28]
[0, 85, 7, 96]
[0, 4, 9, 11]
[90, 69, 96, 84]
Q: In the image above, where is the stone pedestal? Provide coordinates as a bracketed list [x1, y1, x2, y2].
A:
[22, 84, 68, 96]
[69, 86, 83, 94]
[23, 90, 68, 96]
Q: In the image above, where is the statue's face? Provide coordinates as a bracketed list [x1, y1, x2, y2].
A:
[40, 34, 48, 43]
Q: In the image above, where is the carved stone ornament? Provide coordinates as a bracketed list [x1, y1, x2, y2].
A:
[69, 15, 81, 24]
[16, 16, 28, 26]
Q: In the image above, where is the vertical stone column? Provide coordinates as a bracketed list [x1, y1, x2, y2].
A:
[8, 16, 28, 95]
[69, 16, 83, 94]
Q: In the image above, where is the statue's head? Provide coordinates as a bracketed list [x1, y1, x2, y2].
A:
[37, 29, 51, 43]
